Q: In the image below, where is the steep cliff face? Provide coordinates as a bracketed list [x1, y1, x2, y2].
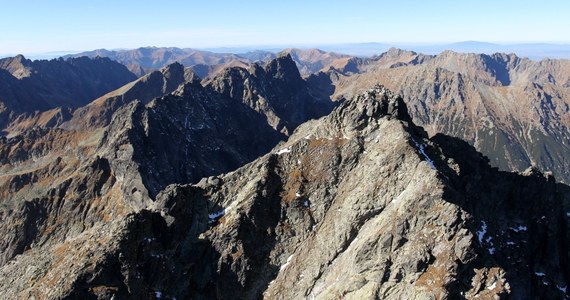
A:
[322, 50, 570, 183]
[0, 85, 566, 299]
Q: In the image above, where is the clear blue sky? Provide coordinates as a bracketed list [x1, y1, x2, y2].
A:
[1, 0, 569, 56]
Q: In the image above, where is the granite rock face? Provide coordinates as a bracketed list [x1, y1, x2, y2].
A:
[0, 84, 566, 299]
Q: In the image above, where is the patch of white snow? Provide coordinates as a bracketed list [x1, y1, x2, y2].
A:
[510, 225, 528, 232]
[275, 147, 292, 155]
[412, 140, 436, 170]
[477, 221, 488, 243]
[208, 210, 225, 223]
[280, 254, 295, 271]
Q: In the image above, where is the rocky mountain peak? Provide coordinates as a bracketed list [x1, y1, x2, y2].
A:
[329, 84, 413, 133]
[0, 54, 33, 79]
[160, 61, 184, 77]
[265, 52, 303, 80]
[207, 54, 334, 135]
[383, 47, 417, 58]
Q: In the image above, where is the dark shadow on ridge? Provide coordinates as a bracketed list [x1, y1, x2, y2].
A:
[429, 133, 569, 299]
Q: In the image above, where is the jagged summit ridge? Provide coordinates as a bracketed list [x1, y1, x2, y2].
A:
[208, 53, 334, 135]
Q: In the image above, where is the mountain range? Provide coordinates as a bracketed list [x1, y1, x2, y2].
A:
[313, 47, 570, 183]
[0, 47, 568, 299]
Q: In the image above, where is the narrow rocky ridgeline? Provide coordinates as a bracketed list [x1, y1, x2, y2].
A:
[0, 85, 566, 299]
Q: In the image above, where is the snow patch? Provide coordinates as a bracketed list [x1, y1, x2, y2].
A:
[208, 210, 225, 223]
[510, 225, 528, 232]
[487, 282, 497, 290]
[295, 192, 302, 198]
[155, 291, 162, 298]
[558, 285, 567, 293]
[267, 279, 275, 288]
[303, 199, 310, 207]
[280, 254, 295, 271]
[535, 272, 546, 277]
[566, 212, 570, 217]
[476, 221, 496, 254]
[412, 140, 436, 170]
[477, 221, 488, 243]
[275, 147, 292, 155]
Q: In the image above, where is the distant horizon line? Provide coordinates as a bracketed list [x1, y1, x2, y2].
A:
[3, 40, 570, 60]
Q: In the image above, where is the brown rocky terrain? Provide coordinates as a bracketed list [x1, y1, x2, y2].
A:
[313, 48, 570, 183]
[0, 81, 567, 299]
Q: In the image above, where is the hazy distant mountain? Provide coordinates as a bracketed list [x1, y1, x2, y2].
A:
[404, 41, 570, 60]
[236, 50, 277, 62]
[68, 47, 359, 78]
[317, 48, 570, 183]
[279, 48, 352, 76]
[65, 47, 250, 77]
[314, 41, 570, 60]
[318, 42, 393, 56]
